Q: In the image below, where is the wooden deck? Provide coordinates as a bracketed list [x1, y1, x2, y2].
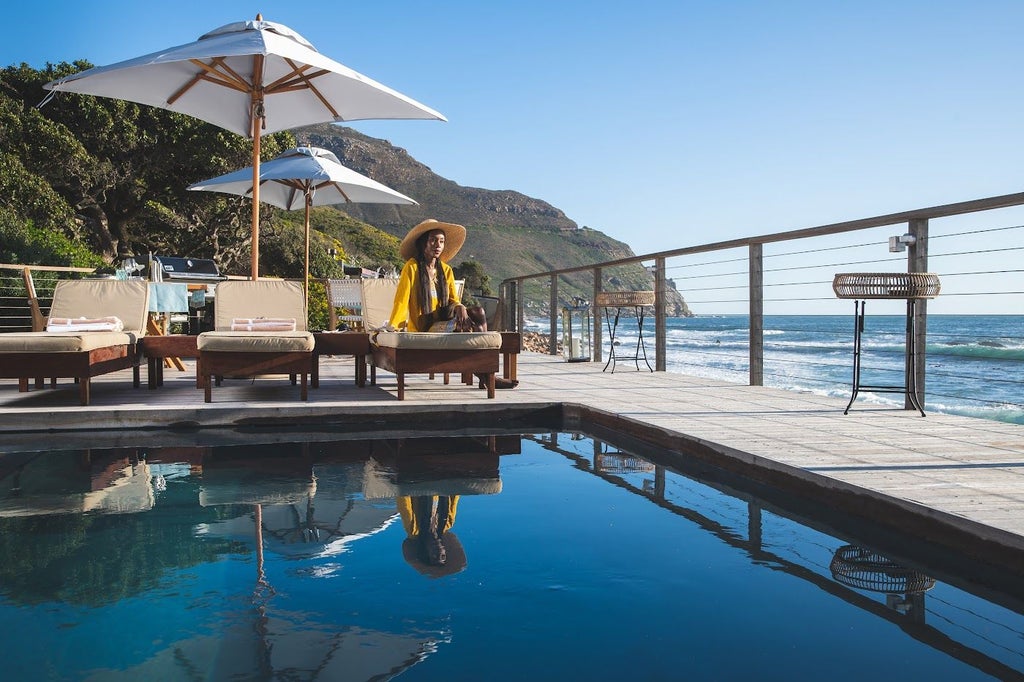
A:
[2, 351, 1023, 566]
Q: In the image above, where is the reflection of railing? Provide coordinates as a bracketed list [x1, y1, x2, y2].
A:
[527, 432, 1023, 679]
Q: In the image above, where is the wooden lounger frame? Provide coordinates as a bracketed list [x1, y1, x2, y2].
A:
[0, 345, 141, 405]
[198, 351, 314, 403]
[371, 345, 498, 400]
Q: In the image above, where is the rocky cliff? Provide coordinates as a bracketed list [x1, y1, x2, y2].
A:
[295, 124, 692, 316]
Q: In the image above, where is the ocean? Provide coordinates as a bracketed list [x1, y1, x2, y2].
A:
[527, 314, 1024, 424]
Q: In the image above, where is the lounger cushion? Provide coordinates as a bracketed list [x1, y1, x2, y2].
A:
[213, 280, 308, 331]
[373, 331, 502, 350]
[197, 331, 315, 353]
[49, 279, 150, 333]
[0, 331, 137, 352]
[199, 478, 317, 506]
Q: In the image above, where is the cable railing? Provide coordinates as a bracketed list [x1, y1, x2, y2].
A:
[0, 264, 95, 332]
[501, 192, 1024, 424]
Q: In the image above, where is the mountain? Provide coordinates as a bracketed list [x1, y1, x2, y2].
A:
[294, 124, 692, 316]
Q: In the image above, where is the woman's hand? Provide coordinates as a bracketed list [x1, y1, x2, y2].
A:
[453, 303, 468, 324]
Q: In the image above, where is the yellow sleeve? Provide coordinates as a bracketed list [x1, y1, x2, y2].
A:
[388, 260, 418, 330]
[397, 496, 417, 536]
[443, 495, 459, 533]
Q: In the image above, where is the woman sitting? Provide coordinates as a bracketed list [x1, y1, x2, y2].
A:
[389, 219, 516, 388]
[388, 219, 471, 332]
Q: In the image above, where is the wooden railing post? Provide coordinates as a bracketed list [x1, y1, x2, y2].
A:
[654, 257, 666, 371]
[22, 267, 46, 332]
[749, 243, 764, 386]
[513, 279, 524, 333]
[908, 218, 929, 408]
[592, 266, 602, 364]
[549, 274, 559, 355]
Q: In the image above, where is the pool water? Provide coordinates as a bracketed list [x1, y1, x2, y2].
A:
[0, 432, 1021, 681]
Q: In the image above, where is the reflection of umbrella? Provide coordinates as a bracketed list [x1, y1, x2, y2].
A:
[200, 461, 398, 562]
[188, 146, 416, 298]
[42, 15, 445, 279]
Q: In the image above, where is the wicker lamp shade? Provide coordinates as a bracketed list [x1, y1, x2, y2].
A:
[833, 272, 941, 300]
[595, 290, 656, 307]
[829, 545, 935, 594]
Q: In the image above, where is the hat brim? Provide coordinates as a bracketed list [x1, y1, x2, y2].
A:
[399, 220, 467, 262]
[401, 533, 467, 578]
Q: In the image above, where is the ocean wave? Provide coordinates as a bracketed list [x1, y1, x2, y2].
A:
[921, 400, 1024, 425]
[927, 343, 1024, 362]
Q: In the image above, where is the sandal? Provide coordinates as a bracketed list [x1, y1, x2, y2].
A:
[477, 374, 518, 389]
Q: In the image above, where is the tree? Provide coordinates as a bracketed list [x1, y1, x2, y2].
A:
[2, 62, 293, 270]
[453, 259, 493, 296]
[1, 61, 407, 279]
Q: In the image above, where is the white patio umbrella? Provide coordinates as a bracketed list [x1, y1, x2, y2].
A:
[188, 146, 416, 298]
[42, 15, 444, 279]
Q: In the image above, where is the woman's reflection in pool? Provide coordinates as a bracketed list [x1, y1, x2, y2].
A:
[398, 495, 467, 578]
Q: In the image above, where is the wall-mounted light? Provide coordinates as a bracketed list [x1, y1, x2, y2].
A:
[888, 233, 917, 253]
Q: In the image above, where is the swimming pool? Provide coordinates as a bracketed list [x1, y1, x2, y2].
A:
[0, 431, 1021, 680]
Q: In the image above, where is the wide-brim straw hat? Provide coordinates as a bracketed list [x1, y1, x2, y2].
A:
[399, 219, 466, 262]
[401, 532, 467, 578]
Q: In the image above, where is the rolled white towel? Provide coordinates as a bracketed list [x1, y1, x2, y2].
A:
[46, 316, 124, 332]
[229, 322, 298, 332]
[229, 317, 296, 332]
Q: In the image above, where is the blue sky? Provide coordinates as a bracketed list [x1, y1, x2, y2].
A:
[5, 1, 1024, 313]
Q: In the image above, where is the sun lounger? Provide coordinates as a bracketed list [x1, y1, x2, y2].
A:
[196, 280, 315, 402]
[358, 278, 502, 399]
[371, 330, 502, 399]
[0, 279, 149, 405]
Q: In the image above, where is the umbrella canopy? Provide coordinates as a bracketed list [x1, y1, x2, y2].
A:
[42, 15, 444, 279]
[188, 146, 416, 297]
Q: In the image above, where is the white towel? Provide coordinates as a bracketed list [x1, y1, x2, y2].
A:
[46, 316, 124, 332]
[229, 317, 297, 332]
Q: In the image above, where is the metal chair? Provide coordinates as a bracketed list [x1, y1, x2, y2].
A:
[326, 278, 365, 331]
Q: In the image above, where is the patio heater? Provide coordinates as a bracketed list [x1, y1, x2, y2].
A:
[561, 297, 592, 362]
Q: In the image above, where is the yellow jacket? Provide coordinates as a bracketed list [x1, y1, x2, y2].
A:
[388, 258, 461, 331]
[398, 495, 459, 536]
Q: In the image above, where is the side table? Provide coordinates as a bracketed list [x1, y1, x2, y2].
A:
[499, 331, 521, 381]
[139, 335, 199, 389]
[594, 291, 655, 373]
[313, 332, 371, 387]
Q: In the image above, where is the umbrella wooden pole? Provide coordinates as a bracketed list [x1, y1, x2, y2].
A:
[250, 55, 265, 281]
[304, 195, 311, 301]
[250, 117, 261, 281]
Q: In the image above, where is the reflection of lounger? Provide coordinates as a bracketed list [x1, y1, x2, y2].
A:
[197, 280, 315, 402]
[0, 280, 150, 405]
[362, 456, 503, 498]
